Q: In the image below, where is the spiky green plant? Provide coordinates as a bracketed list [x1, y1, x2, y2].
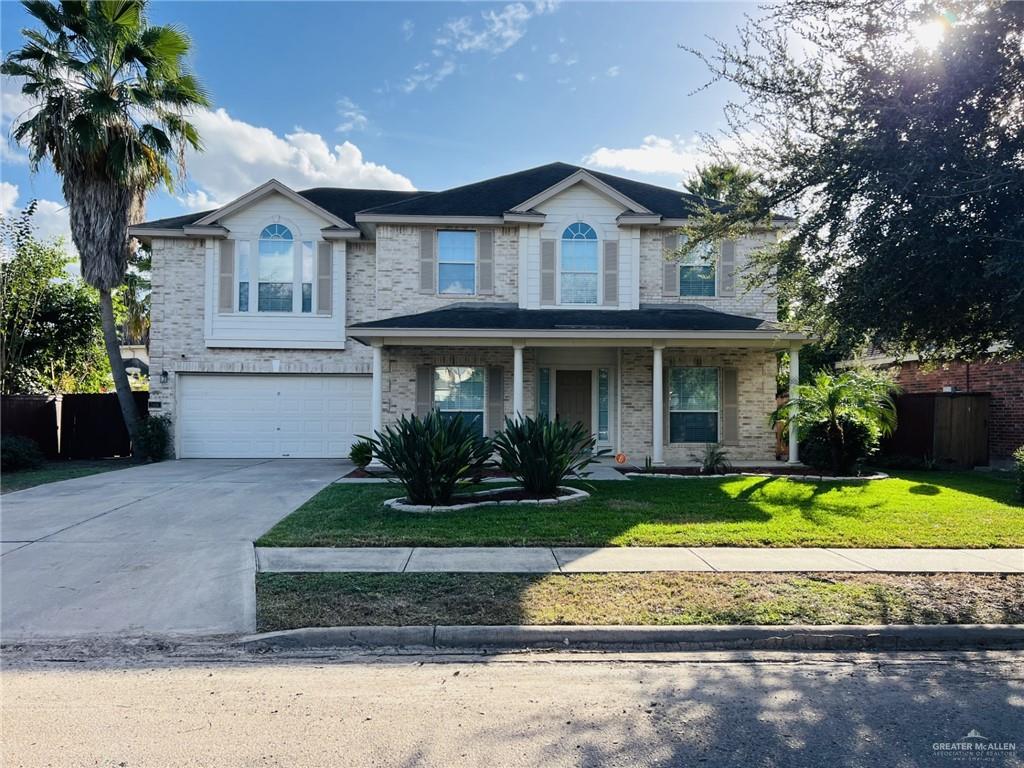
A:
[361, 411, 493, 506]
[492, 414, 605, 496]
[772, 369, 898, 473]
[2, 0, 209, 449]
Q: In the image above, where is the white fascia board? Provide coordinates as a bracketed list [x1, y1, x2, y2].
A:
[510, 169, 653, 215]
[503, 212, 547, 224]
[350, 327, 810, 345]
[193, 178, 355, 231]
[183, 225, 229, 238]
[321, 227, 362, 240]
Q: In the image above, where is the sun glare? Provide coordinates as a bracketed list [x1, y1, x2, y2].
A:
[912, 18, 948, 51]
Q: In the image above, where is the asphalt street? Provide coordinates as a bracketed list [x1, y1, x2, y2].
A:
[2, 648, 1021, 767]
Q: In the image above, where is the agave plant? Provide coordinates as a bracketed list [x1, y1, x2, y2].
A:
[492, 414, 605, 496]
[361, 411, 492, 506]
[772, 369, 898, 473]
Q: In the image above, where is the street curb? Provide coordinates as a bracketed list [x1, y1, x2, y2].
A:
[237, 624, 1024, 652]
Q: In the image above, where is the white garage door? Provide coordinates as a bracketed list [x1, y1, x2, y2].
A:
[177, 374, 372, 458]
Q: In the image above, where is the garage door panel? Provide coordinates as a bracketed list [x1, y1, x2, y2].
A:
[178, 375, 371, 458]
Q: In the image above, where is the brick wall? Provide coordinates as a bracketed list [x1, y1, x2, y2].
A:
[889, 358, 1024, 462]
[374, 225, 520, 318]
[147, 237, 371, 449]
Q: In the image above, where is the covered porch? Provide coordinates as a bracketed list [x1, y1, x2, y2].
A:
[350, 305, 809, 466]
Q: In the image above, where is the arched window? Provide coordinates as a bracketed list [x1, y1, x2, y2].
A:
[560, 222, 599, 304]
[258, 224, 295, 312]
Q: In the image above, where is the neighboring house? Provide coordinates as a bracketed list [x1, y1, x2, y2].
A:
[849, 352, 1023, 466]
[129, 162, 807, 462]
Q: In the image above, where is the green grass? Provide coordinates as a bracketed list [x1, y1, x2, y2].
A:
[1, 458, 134, 494]
[256, 572, 1024, 629]
[256, 471, 1024, 549]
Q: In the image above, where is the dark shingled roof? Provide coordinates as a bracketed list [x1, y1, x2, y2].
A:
[357, 162, 729, 219]
[350, 304, 779, 333]
[137, 187, 428, 230]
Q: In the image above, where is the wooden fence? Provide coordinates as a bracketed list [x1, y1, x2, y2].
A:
[1, 392, 149, 459]
[882, 392, 990, 468]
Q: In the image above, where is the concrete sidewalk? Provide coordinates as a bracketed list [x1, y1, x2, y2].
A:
[256, 546, 1024, 574]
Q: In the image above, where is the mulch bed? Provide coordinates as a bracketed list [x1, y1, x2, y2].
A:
[345, 467, 513, 480]
[618, 466, 853, 477]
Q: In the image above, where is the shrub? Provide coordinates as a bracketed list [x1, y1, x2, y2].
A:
[349, 439, 373, 469]
[695, 443, 731, 475]
[1, 435, 45, 472]
[135, 415, 172, 462]
[492, 414, 605, 496]
[772, 369, 898, 474]
[799, 418, 874, 474]
[361, 411, 492, 506]
[1014, 446, 1024, 501]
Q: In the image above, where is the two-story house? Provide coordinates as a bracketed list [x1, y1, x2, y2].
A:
[130, 162, 808, 464]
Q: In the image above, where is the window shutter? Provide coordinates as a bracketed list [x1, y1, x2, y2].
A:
[721, 367, 739, 445]
[540, 239, 556, 306]
[316, 242, 333, 315]
[415, 365, 433, 418]
[419, 228, 435, 294]
[602, 240, 619, 306]
[719, 240, 736, 297]
[218, 240, 235, 312]
[478, 229, 494, 295]
[487, 366, 504, 435]
[662, 233, 680, 297]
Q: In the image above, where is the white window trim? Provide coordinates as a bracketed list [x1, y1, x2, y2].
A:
[557, 221, 601, 307]
[433, 365, 487, 433]
[677, 241, 719, 299]
[668, 366, 721, 444]
[436, 229, 478, 297]
[235, 223, 318, 315]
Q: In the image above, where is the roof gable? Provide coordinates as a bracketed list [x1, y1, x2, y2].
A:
[509, 168, 651, 214]
[194, 179, 354, 230]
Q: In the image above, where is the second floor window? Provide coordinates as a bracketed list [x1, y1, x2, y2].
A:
[561, 222, 598, 304]
[258, 224, 295, 312]
[679, 240, 717, 297]
[437, 230, 476, 295]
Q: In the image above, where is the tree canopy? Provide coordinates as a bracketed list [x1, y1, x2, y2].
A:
[684, 0, 1024, 359]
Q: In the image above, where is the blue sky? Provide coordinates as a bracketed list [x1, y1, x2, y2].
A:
[1, 1, 754, 242]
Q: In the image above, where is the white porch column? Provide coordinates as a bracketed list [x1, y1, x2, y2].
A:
[652, 345, 665, 465]
[788, 343, 800, 464]
[512, 344, 525, 419]
[371, 342, 383, 436]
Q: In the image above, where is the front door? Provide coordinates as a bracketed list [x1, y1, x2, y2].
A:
[555, 370, 592, 433]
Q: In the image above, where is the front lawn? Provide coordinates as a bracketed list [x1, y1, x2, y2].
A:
[257, 572, 1024, 630]
[257, 471, 1024, 548]
[1, 458, 134, 494]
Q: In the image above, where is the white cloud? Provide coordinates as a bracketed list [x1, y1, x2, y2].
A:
[335, 97, 368, 133]
[565, 56, 578, 67]
[548, 52, 560, 64]
[1, 181, 75, 256]
[176, 107, 415, 211]
[402, 1, 558, 93]
[583, 134, 715, 178]
[401, 59, 456, 93]
[606, 65, 620, 78]
[513, 72, 527, 82]
[2, 76, 37, 164]
[401, 18, 415, 41]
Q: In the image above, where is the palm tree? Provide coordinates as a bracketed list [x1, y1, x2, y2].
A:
[2, 0, 208, 449]
[772, 370, 899, 473]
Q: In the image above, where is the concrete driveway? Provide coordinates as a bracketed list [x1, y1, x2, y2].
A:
[1, 459, 347, 640]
